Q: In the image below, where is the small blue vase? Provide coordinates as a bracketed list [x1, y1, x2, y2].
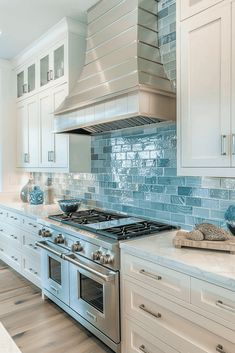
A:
[29, 186, 44, 205]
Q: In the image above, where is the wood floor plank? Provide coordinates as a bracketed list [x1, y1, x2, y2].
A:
[0, 261, 113, 353]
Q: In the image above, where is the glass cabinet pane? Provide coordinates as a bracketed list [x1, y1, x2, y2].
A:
[17, 71, 24, 98]
[28, 64, 35, 92]
[40, 55, 49, 87]
[54, 45, 64, 80]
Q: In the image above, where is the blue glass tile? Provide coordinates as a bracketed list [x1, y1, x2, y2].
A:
[186, 197, 202, 207]
[209, 189, 229, 200]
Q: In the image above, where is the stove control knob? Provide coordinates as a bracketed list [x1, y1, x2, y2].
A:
[54, 234, 64, 244]
[100, 254, 114, 265]
[92, 250, 102, 261]
[39, 229, 52, 238]
[71, 241, 83, 252]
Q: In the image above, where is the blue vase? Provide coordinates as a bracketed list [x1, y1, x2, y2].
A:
[29, 186, 44, 205]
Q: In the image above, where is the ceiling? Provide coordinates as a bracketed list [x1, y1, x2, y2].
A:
[0, 0, 99, 60]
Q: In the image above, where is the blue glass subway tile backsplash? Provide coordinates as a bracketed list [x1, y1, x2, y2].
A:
[34, 122, 235, 231]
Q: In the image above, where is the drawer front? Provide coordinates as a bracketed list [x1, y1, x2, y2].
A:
[22, 232, 41, 254]
[6, 210, 23, 227]
[124, 319, 179, 353]
[180, 0, 224, 20]
[0, 243, 21, 272]
[191, 278, 235, 330]
[122, 253, 190, 301]
[22, 256, 41, 281]
[124, 280, 235, 353]
[0, 208, 8, 221]
[0, 223, 22, 247]
[23, 218, 40, 235]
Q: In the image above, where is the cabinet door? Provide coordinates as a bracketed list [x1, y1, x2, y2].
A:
[16, 70, 25, 98]
[27, 97, 39, 167]
[39, 52, 50, 88]
[51, 84, 68, 168]
[232, 2, 235, 167]
[53, 41, 66, 84]
[27, 63, 36, 94]
[179, 3, 231, 169]
[16, 102, 28, 167]
[180, 0, 224, 20]
[39, 90, 54, 167]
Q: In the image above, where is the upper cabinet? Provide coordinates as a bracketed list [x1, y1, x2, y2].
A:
[13, 18, 91, 173]
[180, 0, 224, 20]
[16, 59, 36, 99]
[177, 0, 235, 177]
[39, 40, 67, 90]
[14, 17, 86, 101]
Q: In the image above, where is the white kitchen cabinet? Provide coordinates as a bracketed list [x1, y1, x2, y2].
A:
[121, 249, 235, 353]
[0, 207, 41, 287]
[232, 1, 235, 167]
[177, 0, 235, 177]
[39, 39, 67, 91]
[180, 0, 224, 20]
[38, 84, 91, 172]
[16, 96, 40, 168]
[16, 59, 37, 100]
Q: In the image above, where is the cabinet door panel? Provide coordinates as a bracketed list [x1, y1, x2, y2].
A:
[179, 3, 231, 168]
[39, 91, 53, 167]
[27, 98, 39, 167]
[51, 85, 68, 168]
[180, 0, 223, 20]
[16, 103, 28, 167]
[232, 2, 235, 166]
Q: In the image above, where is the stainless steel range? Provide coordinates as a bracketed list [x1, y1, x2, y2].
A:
[36, 208, 177, 352]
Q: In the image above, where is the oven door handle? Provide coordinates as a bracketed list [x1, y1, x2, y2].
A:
[35, 241, 63, 258]
[63, 254, 116, 282]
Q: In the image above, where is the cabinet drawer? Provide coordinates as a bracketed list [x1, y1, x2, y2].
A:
[23, 218, 40, 234]
[122, 253, 190, 302]
[191, 278, 235, 330]
[124, 319, 179, 353]
[22, 232, 41, 254]
[0, 243, 21, 272]
[0, 224, 22, 247]
[0, 208, 8, 221]
[180, 0, 224, 20]
[124, 280, 235, 352]
[22, 256, 41, 287]
[6, 211, 23, 227]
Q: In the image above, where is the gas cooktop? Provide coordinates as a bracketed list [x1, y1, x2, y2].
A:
[48, 209, 177, 240]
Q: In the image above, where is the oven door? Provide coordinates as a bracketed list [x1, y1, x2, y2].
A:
[64, 253, 120, 343]
[36, 240, 69, 305]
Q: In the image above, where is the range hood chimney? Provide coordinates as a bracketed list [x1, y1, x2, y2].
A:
[54, 0, 176, 135]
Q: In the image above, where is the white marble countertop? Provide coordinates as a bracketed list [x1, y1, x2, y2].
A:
[120, 231, 235, 292]
[0, 193, 60, 219]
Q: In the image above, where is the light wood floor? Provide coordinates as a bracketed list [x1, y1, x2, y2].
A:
[0, 260, 113, 353]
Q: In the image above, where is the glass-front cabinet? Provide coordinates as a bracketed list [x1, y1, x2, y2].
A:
[39, 41, 66, 89]
[16, 60, 36, 99]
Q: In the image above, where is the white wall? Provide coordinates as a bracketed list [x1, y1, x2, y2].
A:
[0, 59, 26, 193]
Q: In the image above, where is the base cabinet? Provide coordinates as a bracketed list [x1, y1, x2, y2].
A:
[0, 207, 41, 287]
[121, 251, 235, 353]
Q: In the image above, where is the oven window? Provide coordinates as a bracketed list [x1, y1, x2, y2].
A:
[80, 274, 104, 313]
[49, 257, 61, 285]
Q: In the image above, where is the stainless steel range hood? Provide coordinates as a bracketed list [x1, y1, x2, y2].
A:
[54, 0, 176, 135]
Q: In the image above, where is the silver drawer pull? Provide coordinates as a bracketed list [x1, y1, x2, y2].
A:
[139, 345, 149, 353]
[139, 269, 162, 281]
[139, 304, 161, 319]
[216, 344, 227, 353]
[216, 300, 235, 313]
[221, 135, 228, 156]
